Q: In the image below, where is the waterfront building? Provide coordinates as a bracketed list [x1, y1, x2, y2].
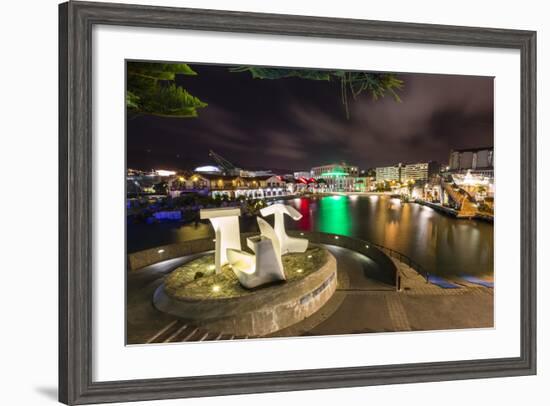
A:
[310, 162, 358, 192]
[239, 169, 275, 178]
[127, 169, 166, 195]
[375, 164, 402, 182]
[311, 162, 358, 178]
[293, 170, 311, 179]
[449, 146, 494, 176]
[353, 176, 375, 192]
[402, 161, 439, 182]
[167, 173, 289, 199]
[451, 170, 494, 201]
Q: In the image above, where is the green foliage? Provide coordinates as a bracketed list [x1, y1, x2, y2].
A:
[126, 91, 140, 109]
[229, 66, 331, 81]
[127, 62, 207, 118]
[243, 198, 267, 216]
[375, 181, 392, 192]
[126, 62, 403, 119]
[231, 66, 404, 118]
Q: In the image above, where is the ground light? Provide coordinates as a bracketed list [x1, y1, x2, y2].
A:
[212, 285, 221, 292]
[157, 249, 165, 254]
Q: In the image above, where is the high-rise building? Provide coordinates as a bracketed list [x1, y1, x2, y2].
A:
[449, 147, 494, 176]
[376, 164, 402, 182]
[402, 161, 439, 182]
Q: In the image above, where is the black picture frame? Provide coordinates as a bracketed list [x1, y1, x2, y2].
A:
[59, 1, 537, 404]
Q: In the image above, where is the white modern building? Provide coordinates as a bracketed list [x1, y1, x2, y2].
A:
[402, 161, 439, 182]
[310, 163, 358, 192]
[449, 146, 494, 176]
[311, 162, 358, 178]
[375, 164, 402, 182]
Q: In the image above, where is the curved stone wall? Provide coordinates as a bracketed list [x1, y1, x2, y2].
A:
[153, 250, 337, 336]
[288, 231, 398, 287]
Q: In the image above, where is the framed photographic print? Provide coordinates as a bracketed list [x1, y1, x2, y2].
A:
[59, 1, 536, 404]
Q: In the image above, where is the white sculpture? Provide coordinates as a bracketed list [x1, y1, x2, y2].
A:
[227, 217, 286, 289]
[200, 207, 242, 274]
[260, 204, 308, 254]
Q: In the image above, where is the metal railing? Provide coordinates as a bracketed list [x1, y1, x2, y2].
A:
[370, 243, 429, 282]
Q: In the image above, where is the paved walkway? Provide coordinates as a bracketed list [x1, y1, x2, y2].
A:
[126, 251, 241, 345]
[127, 245, 493, 344]
[277, 246, 493, 337]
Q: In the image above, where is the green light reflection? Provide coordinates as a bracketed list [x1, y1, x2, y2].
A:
[317, 195, 351, 235]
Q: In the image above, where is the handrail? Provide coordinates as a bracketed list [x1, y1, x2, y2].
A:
[370, 243, 429, 282]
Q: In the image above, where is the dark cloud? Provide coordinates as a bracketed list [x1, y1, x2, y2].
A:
[127, 64, 493, 172]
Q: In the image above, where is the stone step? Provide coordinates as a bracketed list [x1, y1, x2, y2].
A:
[163, 323, 190, 343]
[145, 320, 179, 344]
[145, 320, 260, 344]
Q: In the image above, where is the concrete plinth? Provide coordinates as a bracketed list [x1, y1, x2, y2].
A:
[153, 250, 337, 336]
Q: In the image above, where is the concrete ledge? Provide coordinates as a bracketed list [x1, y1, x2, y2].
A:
[128, 233, 273, 271]
[128, 231, 397, 289]
[127, 238, 215, 272]
[287, 231, 397, 286]
[153, 250, 337, 336]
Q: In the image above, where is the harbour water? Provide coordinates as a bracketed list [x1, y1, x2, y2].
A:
[127, 195, 493, 277]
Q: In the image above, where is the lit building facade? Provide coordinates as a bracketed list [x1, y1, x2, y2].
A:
[449, 147, 494, 176]
[451, 170, 494, 201]
[402, 161, 439, 182]
[375, 164, 402, 182]
[173, 174, 288, 199]
[353, 176, 375, 192]
[310, 163, 358, 178]
[310, 163, 358, 192]
[127, 169, 167, 195]
[293, 171, 311, 179]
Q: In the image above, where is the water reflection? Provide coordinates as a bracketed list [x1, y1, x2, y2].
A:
[317, 195, 351, 236]
[127, 195, 493, 277]
[283, 195, 493, 277]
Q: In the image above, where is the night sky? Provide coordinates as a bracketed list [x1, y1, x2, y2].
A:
[127, 64, 494, 173]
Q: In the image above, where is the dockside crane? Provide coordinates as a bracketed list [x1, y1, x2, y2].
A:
[208, 149, 241, 176]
